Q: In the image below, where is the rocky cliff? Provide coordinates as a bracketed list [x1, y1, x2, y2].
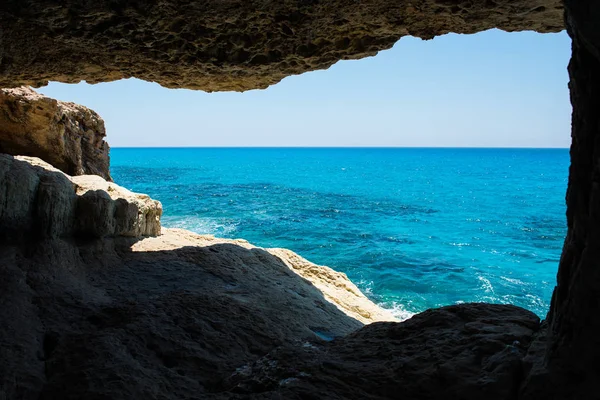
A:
[0, 87, 111, 180]
[0, 154, 159, 241]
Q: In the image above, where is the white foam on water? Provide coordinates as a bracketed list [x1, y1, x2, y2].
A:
[162, 216, 239, 236]
[357, 279, 415, 322]
[478, 275, 495, 294]
[500, 276, 526, 286]
[380, 301, 415, 322]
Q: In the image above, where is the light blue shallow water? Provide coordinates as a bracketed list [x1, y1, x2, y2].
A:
[111, 148, 568, 319]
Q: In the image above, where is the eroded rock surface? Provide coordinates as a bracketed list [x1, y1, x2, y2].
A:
[0, 87, 111, 180]
[0, 0, 563, 91]
[0, 221, 395, 398]
[0, 154, 161, 240]
[0, 224, 541, 399]
[225, 304, 540, 399]
[131, 228, 396, 326]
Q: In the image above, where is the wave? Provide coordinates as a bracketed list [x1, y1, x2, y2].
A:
[162, 215, 239, 236]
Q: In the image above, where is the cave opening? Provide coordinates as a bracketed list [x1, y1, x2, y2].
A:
[2, 0, 600, 397]
[34, 29, 571, 320]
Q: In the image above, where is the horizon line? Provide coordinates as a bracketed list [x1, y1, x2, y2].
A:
[110, 145, 570, 150]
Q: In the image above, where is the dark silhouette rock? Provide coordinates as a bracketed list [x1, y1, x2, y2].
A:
[519, 1, 600, 399]
[225, 304, 540, 399]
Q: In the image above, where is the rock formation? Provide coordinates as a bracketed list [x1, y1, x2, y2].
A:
[0, 154, 160, 241]
[0, 87, 111, 180]
[0, 0, 562, 91]
[0, 154, 396, 399]
[2, 0, 600, 398]
[522, 2, 600, 399]
[226, 304, 541, 399]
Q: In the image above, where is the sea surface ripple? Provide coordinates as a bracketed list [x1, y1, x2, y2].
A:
[111, 147, 568, 319]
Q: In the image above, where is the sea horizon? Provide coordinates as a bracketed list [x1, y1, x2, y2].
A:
[110, 146, 570, 149]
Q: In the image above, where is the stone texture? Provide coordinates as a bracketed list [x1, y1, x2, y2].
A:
[268, 248, 394, 324]
[518, 1, 600, 399]
[0, 0, 563, 91]
[0, 154, 161, 240]
[0, 87, 110, 180]
[0, 222, 541, 399]
[72, 174, 162, 237]
[0, 229, 395, 400]
[142, 231, 396, 325]
[225, 304, 540, 399]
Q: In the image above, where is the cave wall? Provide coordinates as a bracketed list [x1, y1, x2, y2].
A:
[543, 0, 600, 397]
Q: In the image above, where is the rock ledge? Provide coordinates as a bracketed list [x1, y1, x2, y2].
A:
[0, 154, 161, 240]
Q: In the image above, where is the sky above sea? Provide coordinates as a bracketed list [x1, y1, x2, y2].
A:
[38, 29, 571, 148]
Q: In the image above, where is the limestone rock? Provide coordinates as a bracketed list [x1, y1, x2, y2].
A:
[0, 154, 161, 240]
[268, 247, 394, 324]
[0, 0, 563, 91]
[139, 229, 396, 325]
[72, 174, 162, 237]
[0, 87, 111, 180]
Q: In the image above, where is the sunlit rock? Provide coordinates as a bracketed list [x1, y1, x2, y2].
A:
[0, 87, 111, 180]
[0, 154, 161, 240]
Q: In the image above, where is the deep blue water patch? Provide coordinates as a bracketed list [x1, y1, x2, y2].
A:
[111, 147, 568, 319]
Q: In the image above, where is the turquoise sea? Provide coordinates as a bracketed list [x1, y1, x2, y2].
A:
[111, 148, 568, 319]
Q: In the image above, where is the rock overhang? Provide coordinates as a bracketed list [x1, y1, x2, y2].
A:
[0, 0, 563, 91]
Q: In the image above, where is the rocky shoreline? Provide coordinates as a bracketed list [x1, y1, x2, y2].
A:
[2, 0, 600, 396]
[0, 138, 402, 398]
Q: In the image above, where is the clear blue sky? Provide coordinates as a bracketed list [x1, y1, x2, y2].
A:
[38, 29, 571, 148]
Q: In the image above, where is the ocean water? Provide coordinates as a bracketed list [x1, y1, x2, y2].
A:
[111, 148, 568, 319]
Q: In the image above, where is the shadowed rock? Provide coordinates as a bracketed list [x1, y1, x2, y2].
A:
[223, 304, 540, 399]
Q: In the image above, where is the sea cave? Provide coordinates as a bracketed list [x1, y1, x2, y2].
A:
[0, 0, 598, 398]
